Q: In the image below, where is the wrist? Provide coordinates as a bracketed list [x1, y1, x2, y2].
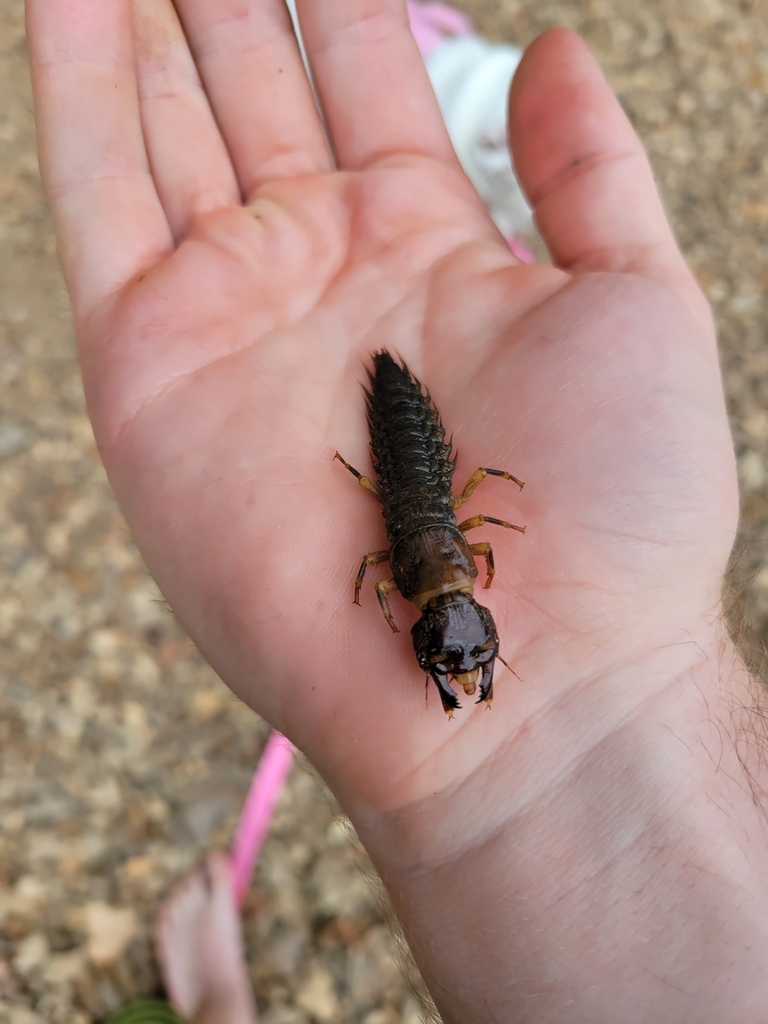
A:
[345, 630, 768, 1023]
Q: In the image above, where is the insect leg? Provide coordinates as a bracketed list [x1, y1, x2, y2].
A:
[334, 451, 383, 502]
[458, 514, 526, 535]
[476, 660, 495, 707]
[468, 541, 495, 589]
[354, 549, 390, 606]
[374, 578, 400, 634]
[452, 467, 524, 509]
[430, 672, 461, 718]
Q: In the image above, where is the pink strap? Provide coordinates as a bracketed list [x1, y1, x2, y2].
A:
[231, 731, 296, 907]
[506, 236, 535, 265]
[407, 1, 473, 56]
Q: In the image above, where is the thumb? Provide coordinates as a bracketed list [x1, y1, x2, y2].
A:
[509, 29, 712, 336]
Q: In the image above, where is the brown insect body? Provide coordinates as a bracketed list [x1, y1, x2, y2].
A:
[336, 351, 525, 716]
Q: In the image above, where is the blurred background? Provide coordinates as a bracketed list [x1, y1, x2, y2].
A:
[0, 0, 766, 1021]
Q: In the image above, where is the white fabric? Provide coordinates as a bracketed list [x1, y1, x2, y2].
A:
[426, 36, 531, 237]
[283, 1, 531, 237]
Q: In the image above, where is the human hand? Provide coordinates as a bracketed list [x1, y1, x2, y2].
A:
[29, 3, 767, 1019]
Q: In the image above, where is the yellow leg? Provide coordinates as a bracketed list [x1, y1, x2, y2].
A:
[452, 467, 524, 510]
[375, 579, 400, 633]
[354, 549, 390, 605]
[334, 451, 383, 502]
[458, 514, 526, 536]
[469, 541, 495, 589]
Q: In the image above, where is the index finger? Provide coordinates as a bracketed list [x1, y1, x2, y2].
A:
[27, 0, 173, 322]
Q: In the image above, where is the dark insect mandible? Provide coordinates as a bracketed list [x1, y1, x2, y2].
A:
[335, 350, 525, 717]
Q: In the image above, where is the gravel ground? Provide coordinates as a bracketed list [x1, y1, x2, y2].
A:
[0, 0, 766, 1021]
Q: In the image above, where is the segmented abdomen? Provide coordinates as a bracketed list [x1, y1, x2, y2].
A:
[366, 351, 456, 544]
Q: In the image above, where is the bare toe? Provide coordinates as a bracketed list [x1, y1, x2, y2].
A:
[199, 854, 253, 994]
[156, 867, 209, 1016]
[156, 854, 258, 1024]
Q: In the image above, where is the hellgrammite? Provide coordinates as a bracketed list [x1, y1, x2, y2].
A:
[335, 350, 525, 716]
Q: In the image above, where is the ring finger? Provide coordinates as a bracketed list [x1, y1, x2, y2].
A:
[132, 0, 241, 240]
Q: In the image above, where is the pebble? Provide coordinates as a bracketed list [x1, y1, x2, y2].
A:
[84, 904, 138, 966]
[13, 933, 49, 975]
[295, 964, 340, 1023]
[0, 423, 28, 460]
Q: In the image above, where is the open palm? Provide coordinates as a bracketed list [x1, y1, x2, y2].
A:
[30, 1, 737, 817]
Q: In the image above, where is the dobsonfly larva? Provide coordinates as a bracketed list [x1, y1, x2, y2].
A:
[335, 350, 525, 717]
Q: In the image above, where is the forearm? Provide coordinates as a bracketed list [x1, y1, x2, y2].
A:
[346, 636, 768, 1024]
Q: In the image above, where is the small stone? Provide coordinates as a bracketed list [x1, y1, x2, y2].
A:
[731, 291, 761, 315]
[13, 931, 50, 974]
[742, 200, 768, 224]
[347, 927, 402, 1004]
[312, 853, 373, 918]
[68, 677, 96, 716]
[6, 1007, 45, 1024]
[56, 709, 84, 742]
[402, 995, 423, 1024]
[755, 565, 768, 592]
[318, 916, 366, 946]
[739, 450, 766, 489]
[287, 843, 312, 871]
[296, 964, 340, 1023]
[705, 279, 728, 303]
[145, 797, 170, 824]
[3, 914, 32, 941]
[183, 795, 227, 842]
[84, 902, 138, 966]
[44, 521, 70, 558]
[4, 809, 24, 833]
[325, 819, 352, 847]
[363, 1009, 401, 1024]
[744, 410, 768, 440]
[88, 628, 123, 657]
[44, 949, 85, 985]
[269, 929, 307, 977]
[122, 856, 154, 881]
[191, 688, 225, 720]
[131, 651, 160, 689]
[87, 777, 122, 812]
[261, 1008, 309, 1024]
[0, 596, 22, 638]
[13, 876, 47, 911]
[0, 423, 28, 459]
[262, 857, 305, 924]
[122, 701, 152, 755]
[128, 583, 168, 627]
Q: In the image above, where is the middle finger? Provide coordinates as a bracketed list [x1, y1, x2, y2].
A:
[174, 0, 332, 199]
